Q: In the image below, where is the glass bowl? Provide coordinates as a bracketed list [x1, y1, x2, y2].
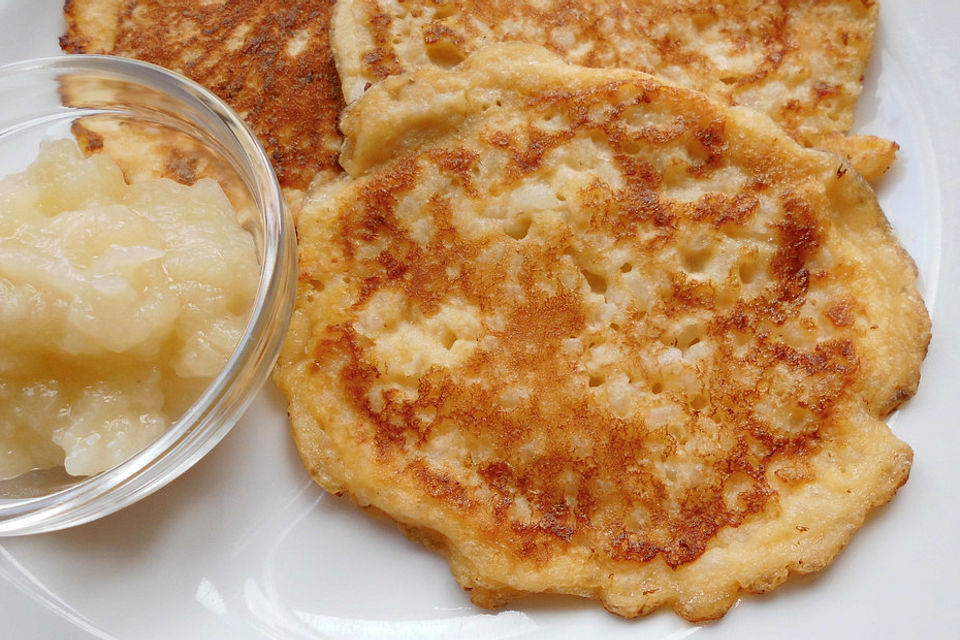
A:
[0, 55, 297, 534]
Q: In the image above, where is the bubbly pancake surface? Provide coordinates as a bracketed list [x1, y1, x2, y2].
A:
[61, 0, 344, 196]
[275, 43, 929, 620]
[331, 0, 897, 180]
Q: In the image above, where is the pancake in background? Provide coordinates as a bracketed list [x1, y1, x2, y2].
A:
[61, 0, 344, 208]
[331, 0, 897, 181]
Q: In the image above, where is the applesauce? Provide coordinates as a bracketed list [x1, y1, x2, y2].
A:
[0, 139, 258, 477]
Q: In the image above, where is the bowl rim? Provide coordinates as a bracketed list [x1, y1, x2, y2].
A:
[0, 54, 298, 535]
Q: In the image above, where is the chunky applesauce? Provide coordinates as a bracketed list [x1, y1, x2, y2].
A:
[0, 139, 258, 477]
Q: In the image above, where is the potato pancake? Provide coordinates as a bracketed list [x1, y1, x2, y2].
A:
[331, 0, 897, 180]
[275, 44, 929, 620]
[61, 0, 344, 205]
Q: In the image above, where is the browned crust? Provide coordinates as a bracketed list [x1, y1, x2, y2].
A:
[62, 0, 344, 191]
[312, 159, 853, 568]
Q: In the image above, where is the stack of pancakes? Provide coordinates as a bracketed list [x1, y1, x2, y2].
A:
[62, 0, 930, 621]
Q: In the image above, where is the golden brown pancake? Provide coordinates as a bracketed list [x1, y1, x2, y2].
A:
[61, 0, 344, 204]
[331, 0, 897, 181]
[274, 43, 929, 621]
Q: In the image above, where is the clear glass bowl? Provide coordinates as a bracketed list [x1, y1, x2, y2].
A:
[0, 55, 297, 534]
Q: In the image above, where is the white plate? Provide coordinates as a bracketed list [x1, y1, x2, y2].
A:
[2, 1, 958, 638]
